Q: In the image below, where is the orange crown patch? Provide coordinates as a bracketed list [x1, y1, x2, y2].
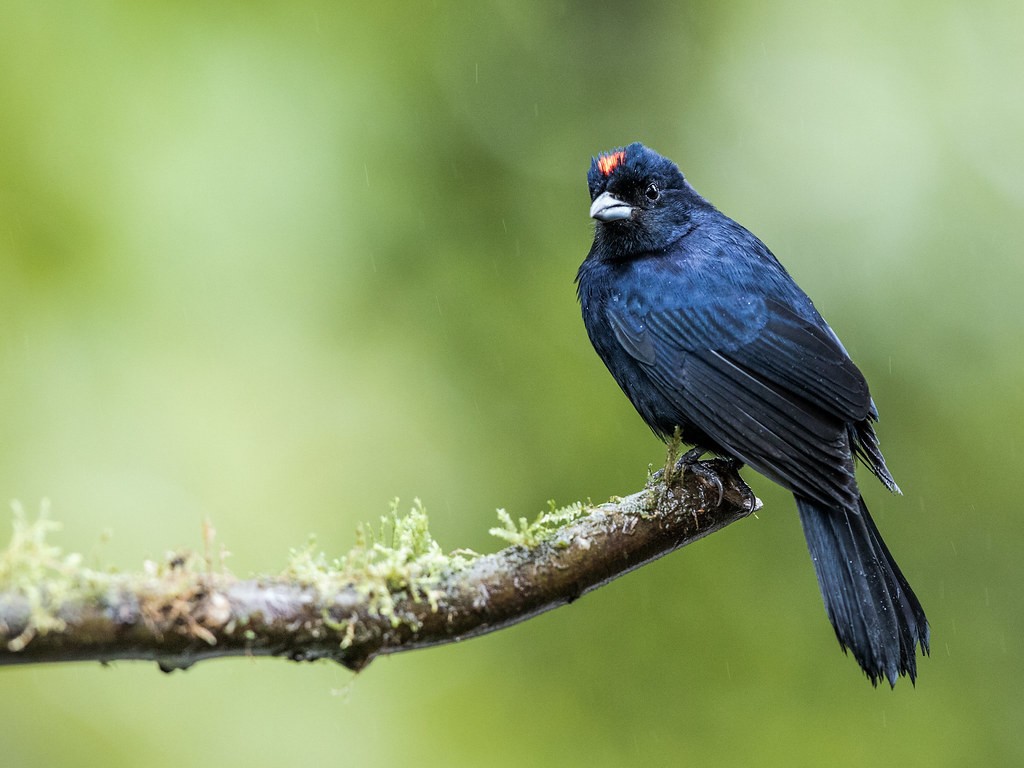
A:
[597, 150, 626, 177]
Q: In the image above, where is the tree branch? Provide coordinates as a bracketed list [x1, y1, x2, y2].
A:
[0, 461, 757, 672]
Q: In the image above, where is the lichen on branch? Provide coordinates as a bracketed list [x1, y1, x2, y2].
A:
[0, 460, 757, 671]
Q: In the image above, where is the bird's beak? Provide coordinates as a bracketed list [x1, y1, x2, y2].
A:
[589, 191, 633, 222]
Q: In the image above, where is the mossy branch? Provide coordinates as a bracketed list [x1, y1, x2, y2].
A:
[0, 461, 758, 672]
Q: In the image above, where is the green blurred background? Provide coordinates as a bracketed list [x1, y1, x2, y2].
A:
[1, 1, 1021, 765]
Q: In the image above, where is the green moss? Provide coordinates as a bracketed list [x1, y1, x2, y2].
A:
[285, 497, 596, 632]
[488, 499, 590, 548]
[2, 494, 603, 650]
[284, 499, 479, 627]
[0, 502, 218, 651]
[660, 427, 686, 482]
[0, 501, 89, 650]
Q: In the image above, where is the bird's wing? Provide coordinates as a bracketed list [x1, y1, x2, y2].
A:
[606, 272, 870, 508]
[646, 294, 871, 421]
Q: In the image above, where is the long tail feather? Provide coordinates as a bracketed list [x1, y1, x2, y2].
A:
[795, 495, 929, 686]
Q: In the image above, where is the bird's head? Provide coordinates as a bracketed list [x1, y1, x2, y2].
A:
[587, 143, 703, 256]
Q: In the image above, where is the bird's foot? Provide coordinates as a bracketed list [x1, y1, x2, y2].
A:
[670, 450, 757, 512]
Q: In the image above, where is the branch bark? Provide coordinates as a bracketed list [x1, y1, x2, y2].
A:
[0, 461, 757, 672]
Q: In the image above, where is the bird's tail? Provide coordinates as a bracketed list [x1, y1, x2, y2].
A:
[795, 495, 929, 686]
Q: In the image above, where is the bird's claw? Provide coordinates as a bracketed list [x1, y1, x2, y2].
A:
[682, 460, 726, 507]
[734, 480, 758, 513]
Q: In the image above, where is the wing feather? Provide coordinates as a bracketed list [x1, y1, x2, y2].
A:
[604, 263, 868, 508]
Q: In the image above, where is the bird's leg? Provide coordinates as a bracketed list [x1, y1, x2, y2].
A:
[677, 445, 708, 466]
[722, 456, 745, 472]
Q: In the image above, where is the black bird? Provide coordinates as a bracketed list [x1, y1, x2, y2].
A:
[576, 143, 929, 686]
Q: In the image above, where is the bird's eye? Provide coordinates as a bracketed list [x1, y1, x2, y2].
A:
[645, 183, 660, 201]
